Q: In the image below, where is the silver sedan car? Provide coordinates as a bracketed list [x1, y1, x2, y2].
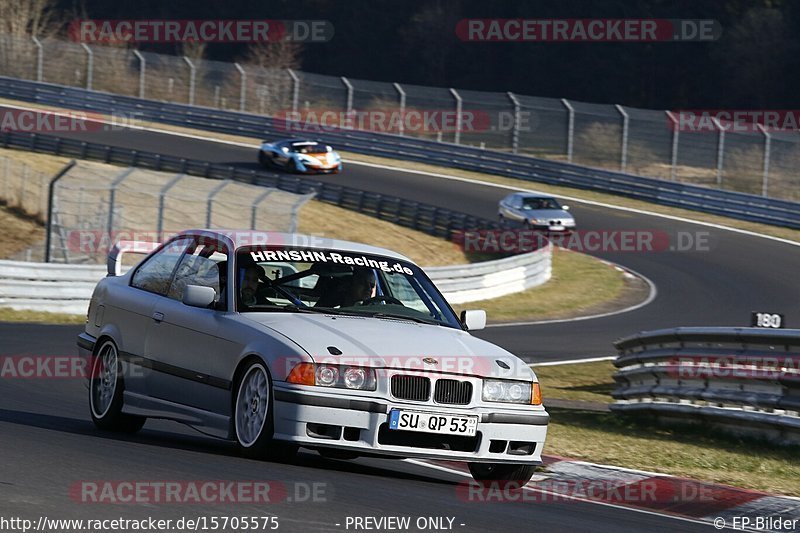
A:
[78, 229, 549, 484]
[498, 192, 576, 231]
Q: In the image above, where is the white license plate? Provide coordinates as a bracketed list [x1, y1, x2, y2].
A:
[549, 225, 566, 231]
[389, 410, 478, 436]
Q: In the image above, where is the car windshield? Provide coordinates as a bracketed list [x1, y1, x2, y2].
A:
[234, 247, 461, 329]
[290, 143, 329, 153]
[522, 197, 560, 210]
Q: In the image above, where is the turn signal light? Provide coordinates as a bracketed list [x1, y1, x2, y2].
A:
[531, 382, 542, 405]
[287, 363, 315, 386]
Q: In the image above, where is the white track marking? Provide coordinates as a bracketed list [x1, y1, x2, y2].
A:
[530, 356, 616, 366]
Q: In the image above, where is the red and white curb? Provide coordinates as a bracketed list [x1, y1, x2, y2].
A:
[409, 456, 800, 531]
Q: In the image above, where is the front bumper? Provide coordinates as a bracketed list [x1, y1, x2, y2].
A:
[272, 385, 548, 464]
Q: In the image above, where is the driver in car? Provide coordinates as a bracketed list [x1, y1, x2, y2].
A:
[240, 264, 265, 307]
[340, 268, 377, 307]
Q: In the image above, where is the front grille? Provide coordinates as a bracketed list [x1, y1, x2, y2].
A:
[434, 379, 472, 405]
[391, 375, 430, 401]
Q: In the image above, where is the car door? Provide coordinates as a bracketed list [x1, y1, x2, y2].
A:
[143, 237, 237, 415]
[272, 142, 291, 165]
[505, 195, 524, 222]
[121, 237, 193, 395]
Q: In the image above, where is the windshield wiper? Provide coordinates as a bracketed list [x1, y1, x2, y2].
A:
[363, 312, 441, 325]
[248, 304, 341, 315]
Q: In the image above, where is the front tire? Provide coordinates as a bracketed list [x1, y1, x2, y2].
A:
[89, 339, 146, 433]
[234, 360, 297, 462]
[468, 463, 536, 487]
[286, 159, 301, 174]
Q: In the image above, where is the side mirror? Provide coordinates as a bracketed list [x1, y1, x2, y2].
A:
[183, 285, 217, 308]
[562, 205, 570, 211]
[460, 309, 487, 331]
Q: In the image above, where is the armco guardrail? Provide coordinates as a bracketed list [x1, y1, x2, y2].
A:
[0, 260, 105, 314]
[0, 76, 798, 229]
[0, 248, 551, 314]
[612, 327, 800, 444]
[427, 243, 551, 305]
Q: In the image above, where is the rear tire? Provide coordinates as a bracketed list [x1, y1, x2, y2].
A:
[89, 339, 146, 433]
[286, 159, 300, 174]
[233, 360, 298, 462]
[258, 151, 269, 166]
[468, 463, 536, 487]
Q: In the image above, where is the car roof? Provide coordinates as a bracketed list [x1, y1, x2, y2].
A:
[175, 229, 413, 263]
[276, 139, 326, 146]
[511, 192, 554, 200]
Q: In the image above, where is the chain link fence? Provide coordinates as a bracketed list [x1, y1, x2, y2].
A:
[1, 33, 799, 202]
[0, 155, 313, 264]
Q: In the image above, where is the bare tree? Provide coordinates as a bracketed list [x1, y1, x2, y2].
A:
[180, 40, 207, 62]
[244, 40, 302, 71]
[232, 41, 303, 114]
[0, 0, 58, 78]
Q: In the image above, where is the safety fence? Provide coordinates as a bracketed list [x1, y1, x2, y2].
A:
[612, 327, 800, 445]
[0, 77, 797, 229]
[1, 33, 799, 201]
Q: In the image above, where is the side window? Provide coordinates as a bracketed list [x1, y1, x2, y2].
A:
[167, 240, 229, 303]
[130, 238, 192, 296]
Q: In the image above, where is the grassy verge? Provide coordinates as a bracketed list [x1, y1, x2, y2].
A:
[0, 307, 84, 324]
[454, 248, 638, 323]
[297, 200, 470, 267]
[534, 361, 800, 496]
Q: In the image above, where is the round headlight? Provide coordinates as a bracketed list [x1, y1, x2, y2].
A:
[484, 381, 503, 399]
[316, 365, 339, 387]
[508, 383, 525, 401]
[343, 367, 366, 389]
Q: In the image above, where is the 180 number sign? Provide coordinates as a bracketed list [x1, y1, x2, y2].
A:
[751, 312, 784, 329]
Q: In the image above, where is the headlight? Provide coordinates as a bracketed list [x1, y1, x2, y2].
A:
[482, 379, 540, 405]
[288, 363, 377, 391]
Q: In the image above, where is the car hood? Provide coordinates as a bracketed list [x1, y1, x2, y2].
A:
[243, 312, 534, 380]
[524, 209, 573, 220]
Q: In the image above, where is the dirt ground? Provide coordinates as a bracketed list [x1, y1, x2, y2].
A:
[0, 206, 45, 259]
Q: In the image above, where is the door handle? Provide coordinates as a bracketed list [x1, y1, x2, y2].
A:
[152, 311, 165, 323]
